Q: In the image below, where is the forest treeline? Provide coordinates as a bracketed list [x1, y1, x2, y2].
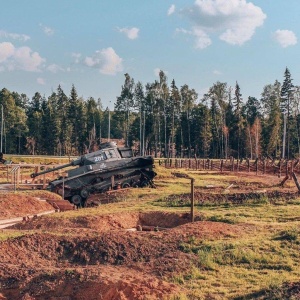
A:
[0, 68, 299, 159]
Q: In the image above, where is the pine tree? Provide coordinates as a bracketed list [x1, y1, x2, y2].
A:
[57, 85, 70, 155]
[261, 81, 282, 157]
[133, 81, 145, 155]
[233, 82, 245, 158]
[169, 79, 181, 157]
[203, 82, 229, 158]
[68, 85, 81, 154]
[27, 92, 43, 154]
[180, 85, 197, 157]
[115, 73, 135, 146]
[280, 67, 294, 159]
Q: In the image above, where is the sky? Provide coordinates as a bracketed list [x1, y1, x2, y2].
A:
[0, 0, 299, 109]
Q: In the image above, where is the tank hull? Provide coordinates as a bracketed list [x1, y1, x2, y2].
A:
[31, 142, 156, 207]
[48, 155, 156, 206]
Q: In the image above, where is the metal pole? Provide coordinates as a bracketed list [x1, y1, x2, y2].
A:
[108, 106, 111, 141]
[139, 102, 142, 156]
[1, 104, 3, 153]
[143, 110, 145, 156]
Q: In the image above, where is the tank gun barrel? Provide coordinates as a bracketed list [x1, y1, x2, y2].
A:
[30, 161, 75, 178]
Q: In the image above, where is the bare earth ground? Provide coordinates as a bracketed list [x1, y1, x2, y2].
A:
[0, 171, 299, 299]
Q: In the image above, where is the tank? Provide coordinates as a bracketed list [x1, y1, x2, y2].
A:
[30, 142, 156, 207]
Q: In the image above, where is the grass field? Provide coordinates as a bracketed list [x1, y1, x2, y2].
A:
[1, 162, 300, 299]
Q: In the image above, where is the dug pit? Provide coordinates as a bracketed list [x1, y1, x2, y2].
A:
[0, 211, 248, 299]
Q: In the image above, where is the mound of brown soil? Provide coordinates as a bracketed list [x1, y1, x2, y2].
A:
[0, 193, 54, 219]
[13, 211, 192, 232]
[0, 265, 180, 300]
[0, 212, 246, 299]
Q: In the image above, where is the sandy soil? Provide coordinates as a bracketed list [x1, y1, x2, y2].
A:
[0, 174, 299, 300]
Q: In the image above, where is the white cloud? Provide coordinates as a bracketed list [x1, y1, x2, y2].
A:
[39, 24, 54, 36]
[0, 30, 30, 42]
[193, 27, 212, 49]
[176, 27, 211, 49]
[213, 70, 221, 75]
[0, 42, 14, 63]
[0, 42, 45, 71]
[47, 64, 64, 73]
[273, 30, 297, 48]
[117, 27, 139, 40]
[14, 46, 45, 71]
[72, 53, 82, 63]
[37, 77, 45, 85]
[84, 47, 123, 75]
[180, 0, 266, 48]
[44, 27, 54, 36]
[168, 4, 176, 16]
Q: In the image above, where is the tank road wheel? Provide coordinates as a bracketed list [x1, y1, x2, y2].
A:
[132, 181, 140, 188]
[80, 189, 89, 199]
[122, 183, 130, 189]
[71, 195, 86, 208]
[140, 180, 149, 188]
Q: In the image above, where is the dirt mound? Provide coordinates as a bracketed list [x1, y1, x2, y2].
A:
[0, 214, 246, 299]
[0, 193, 54, 219]
[13, 211, 193, 232]
[0, 265, 180, 300]
[1, 218, 245, 271]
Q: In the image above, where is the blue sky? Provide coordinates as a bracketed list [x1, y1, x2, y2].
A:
[0, 0, 299, 108]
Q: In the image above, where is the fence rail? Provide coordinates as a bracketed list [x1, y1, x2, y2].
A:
[0, 163, 66, 189]
[157, 157, 300, 177]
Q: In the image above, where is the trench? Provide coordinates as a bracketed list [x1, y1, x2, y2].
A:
[0, 211, 193, 300]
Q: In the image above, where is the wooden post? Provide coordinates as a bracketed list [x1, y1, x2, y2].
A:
[279, 174, 289, 187]
[255, 159, 258, 175]
[263, 158, 266, 174]
[247, 158, 250, 172]
[17, 166, 20, 189]
[221, 160, 223, 172]
[43, 173, 46, 189]
[291, 172, 300, 193]
[111, 175, 115, 190]
[62, 176, 65, 200]
[279, 159, 282, 178]
[190, 178, 195, 222]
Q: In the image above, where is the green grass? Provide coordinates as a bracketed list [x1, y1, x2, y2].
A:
[0, 230, 27, 241]
[1, 162, 300, 299]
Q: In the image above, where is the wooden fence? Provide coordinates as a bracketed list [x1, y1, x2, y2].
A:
[158, 157, 300, 177]
[0, 163, 65, 189]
